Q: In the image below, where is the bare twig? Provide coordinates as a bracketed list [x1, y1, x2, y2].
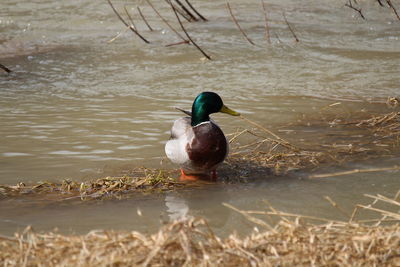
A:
[309, 165, 400, 178]
[185, 0, 208, 21]
[169, 1, 212, 59]
[261, 0, 271, 44]
[0, 63, 11, 73]
[165, 40, 190, 47]
[345, 0, 366, 20]
[283, 12, 299, 42]
[137, 6, 154, 31]
[274, 33, 282, 43]
[175, 0, 198, 21]
[165, 0, 192, 22]
[124, 5, 137, 30]
[386, 0, 400, 20]
[145, 0, 187, 42]
[376, 0, 385, 7]
[107, 26, 130, 43]
[226, 2, 255, 45]
[107, 0, 150, 43]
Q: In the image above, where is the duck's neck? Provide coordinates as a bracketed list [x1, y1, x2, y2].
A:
[191, 105, 210, 126]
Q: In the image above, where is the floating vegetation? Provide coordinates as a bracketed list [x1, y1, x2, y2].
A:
[0, 168, 186, 200]
[227, 110, 400, 176]
[1, 191, 399, 266]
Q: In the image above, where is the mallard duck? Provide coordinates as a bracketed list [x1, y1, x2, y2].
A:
[165, 92, 240, 181]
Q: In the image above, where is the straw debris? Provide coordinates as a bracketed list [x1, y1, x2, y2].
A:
[0, 168, 185, 200]
[227, 111, 400, 176]
[1, 192, 399, 266]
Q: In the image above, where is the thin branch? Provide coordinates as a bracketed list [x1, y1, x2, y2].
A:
[137, 6, 154, 31]
[261, 0, 271, 44]
[107, 0, 150, 43]
[145, 0, 187, 42]
[165, 40, 190, 47]
[124, 5, 137, 30]
[0, 63, 11, 73]
[175, 0, 198, 21]
[376, 0, 385, 7]
[165, 0, 192, 22]
[185, 0, 208, 21]
[274, 33, 282, 43]
[169, 1, 212, 59]
[345, 0, 366, 20]
[386, 0, 400, 20]
[283, 12, 299, 42]
[107, 25, 130, 43]
[226, 2, 255, 45]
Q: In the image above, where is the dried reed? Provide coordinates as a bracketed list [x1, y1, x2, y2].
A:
[137, 6, 154, 31]
[227, 2, 256, 45]
[169, 1, 212, 59]
[0, 63, 11, 73]
[1, 192, 399, 266]
[345, 0, 366, 20]
[283, 12, 299, 42]
[107, 0, 150, 43]
[0, 168, 185, 201]
[228, 111, 400, 176]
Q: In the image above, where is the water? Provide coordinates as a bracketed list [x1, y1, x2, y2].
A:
[1, 0, 399, 236]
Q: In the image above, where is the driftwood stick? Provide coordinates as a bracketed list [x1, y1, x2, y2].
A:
[0, 63, 11, 73]
[226, 2, 255, 45]
[169, 1, 212, 59]
[283, 12, 299, 42]
[185, 0, 208, 21]
[107, 0, 150, 43]
[175, 0, 198, 21]
[261, 0, 271, 44]
[145, 0, 187, 42]
[345, 0, 366, 20]
[386, 0, 400, 20]
[137, 6, 154, 31]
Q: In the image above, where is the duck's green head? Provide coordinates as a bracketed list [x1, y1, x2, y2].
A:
[191, 92, 240, 126]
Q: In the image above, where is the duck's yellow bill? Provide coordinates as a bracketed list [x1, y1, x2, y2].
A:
[220, 105, 240, 116]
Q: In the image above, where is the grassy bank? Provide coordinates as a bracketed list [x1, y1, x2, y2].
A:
[1, 191, 399, 266]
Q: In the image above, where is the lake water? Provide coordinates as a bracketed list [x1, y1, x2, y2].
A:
[0, 0, 399, 236]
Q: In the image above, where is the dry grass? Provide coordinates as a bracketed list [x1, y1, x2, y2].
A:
[0, 168, 184, 201]
[227, 111, 400, 175]
[1, 191, 399, 266]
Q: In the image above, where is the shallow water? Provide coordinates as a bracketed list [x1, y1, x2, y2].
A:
[1, 0, 399, 235]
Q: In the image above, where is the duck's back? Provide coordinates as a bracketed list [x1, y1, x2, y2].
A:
[185, 121, 228, 173]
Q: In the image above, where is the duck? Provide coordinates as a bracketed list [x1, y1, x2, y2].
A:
[165, 92, 240, 181]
